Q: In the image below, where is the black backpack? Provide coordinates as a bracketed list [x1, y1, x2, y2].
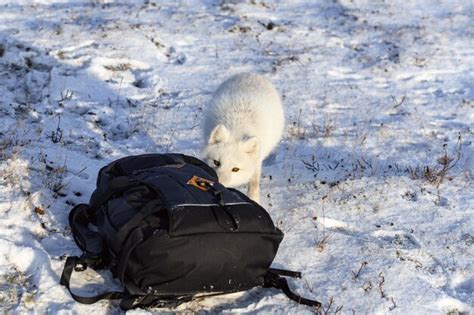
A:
[60, 153, 321, 310]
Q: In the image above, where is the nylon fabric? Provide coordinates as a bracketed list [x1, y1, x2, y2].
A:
[61, 153, 319, 310]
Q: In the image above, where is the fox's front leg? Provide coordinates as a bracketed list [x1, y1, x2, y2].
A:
[247, 163, 261, 203]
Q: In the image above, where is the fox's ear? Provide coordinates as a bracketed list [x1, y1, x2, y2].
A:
[208, 124, 230, 144]
[242, 137, 260, 155]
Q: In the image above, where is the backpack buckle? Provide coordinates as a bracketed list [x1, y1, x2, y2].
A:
[74, 260, 88, 272]
[76, 253, 104, 271]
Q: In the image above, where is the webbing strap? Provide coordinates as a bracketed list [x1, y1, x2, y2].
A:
[117, 228, 144, 287]
[267, 268, 302, 278]
[69, 204, 103, 257]
[120, 294, 193, 310]
[111, 199, 163, 252]
[89, 176, 139, 211]
[264, 269, 321, 308]
[60, 256, 192, 309]
[60, 256, 124, 304]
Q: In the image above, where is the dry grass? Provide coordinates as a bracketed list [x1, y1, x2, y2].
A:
[316, 297, 343, 315]
[103, 63, 132, 72]
[317, 234, 331, 253]
[0, 268, 37, 312]
[351, 261, 368, 280]
[407, 135, 463, 204]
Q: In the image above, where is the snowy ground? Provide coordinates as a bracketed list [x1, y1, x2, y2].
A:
[0, 0, 473, 314]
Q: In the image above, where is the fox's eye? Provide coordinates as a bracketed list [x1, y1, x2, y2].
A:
[213, 160, 220, 167]
[232, 167, 240, 172]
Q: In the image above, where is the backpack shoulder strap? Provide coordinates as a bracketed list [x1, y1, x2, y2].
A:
[69, 204, 104, 264]
[60, 256, 192, 309]
[60, 256, 124, 304]
[264, 268, 321, 308]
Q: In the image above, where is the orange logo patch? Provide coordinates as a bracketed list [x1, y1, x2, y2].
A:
[187, 175, 215, 191]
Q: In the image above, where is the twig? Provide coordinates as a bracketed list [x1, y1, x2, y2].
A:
[57, 89, 73, 106]
[51, 115, 63, 143]
[317, 234, 331, 252]
[113, 76, 124, 121]
[317, 297, 343, 315]
[389, 297, 397, 311]
[321, 297, 334, 315]
[391, 95, 406, 108]
[352, 261, 368, 280]
[435, 135, 463, 204]
[378, 272, 386, 298]
[327, 161, 340, 170]
[362, 280, 372, 293]
[304, 278, 314, 293]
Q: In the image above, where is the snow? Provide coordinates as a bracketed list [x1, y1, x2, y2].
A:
[0, 0, 473, 314]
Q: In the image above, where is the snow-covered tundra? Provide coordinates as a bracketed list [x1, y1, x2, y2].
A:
[202, 74, 285, 203]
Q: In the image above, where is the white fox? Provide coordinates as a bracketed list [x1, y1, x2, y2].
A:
[201, 73, 284, 203]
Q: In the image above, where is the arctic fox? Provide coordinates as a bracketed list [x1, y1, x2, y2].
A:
[201, 73, 284, 203]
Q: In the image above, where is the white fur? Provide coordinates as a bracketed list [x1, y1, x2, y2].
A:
[201, 73, 284, 203]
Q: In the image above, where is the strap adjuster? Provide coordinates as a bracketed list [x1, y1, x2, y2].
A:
[74, 261, 88, 272]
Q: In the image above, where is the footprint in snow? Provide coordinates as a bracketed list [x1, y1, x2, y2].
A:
[166, 46, 186, 65]
[371, 230, 421, 250]
[90, 57, 153, 89]
[319, 218, 421, 250]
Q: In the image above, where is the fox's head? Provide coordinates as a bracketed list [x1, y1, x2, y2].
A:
[201, 124, 260, 187]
